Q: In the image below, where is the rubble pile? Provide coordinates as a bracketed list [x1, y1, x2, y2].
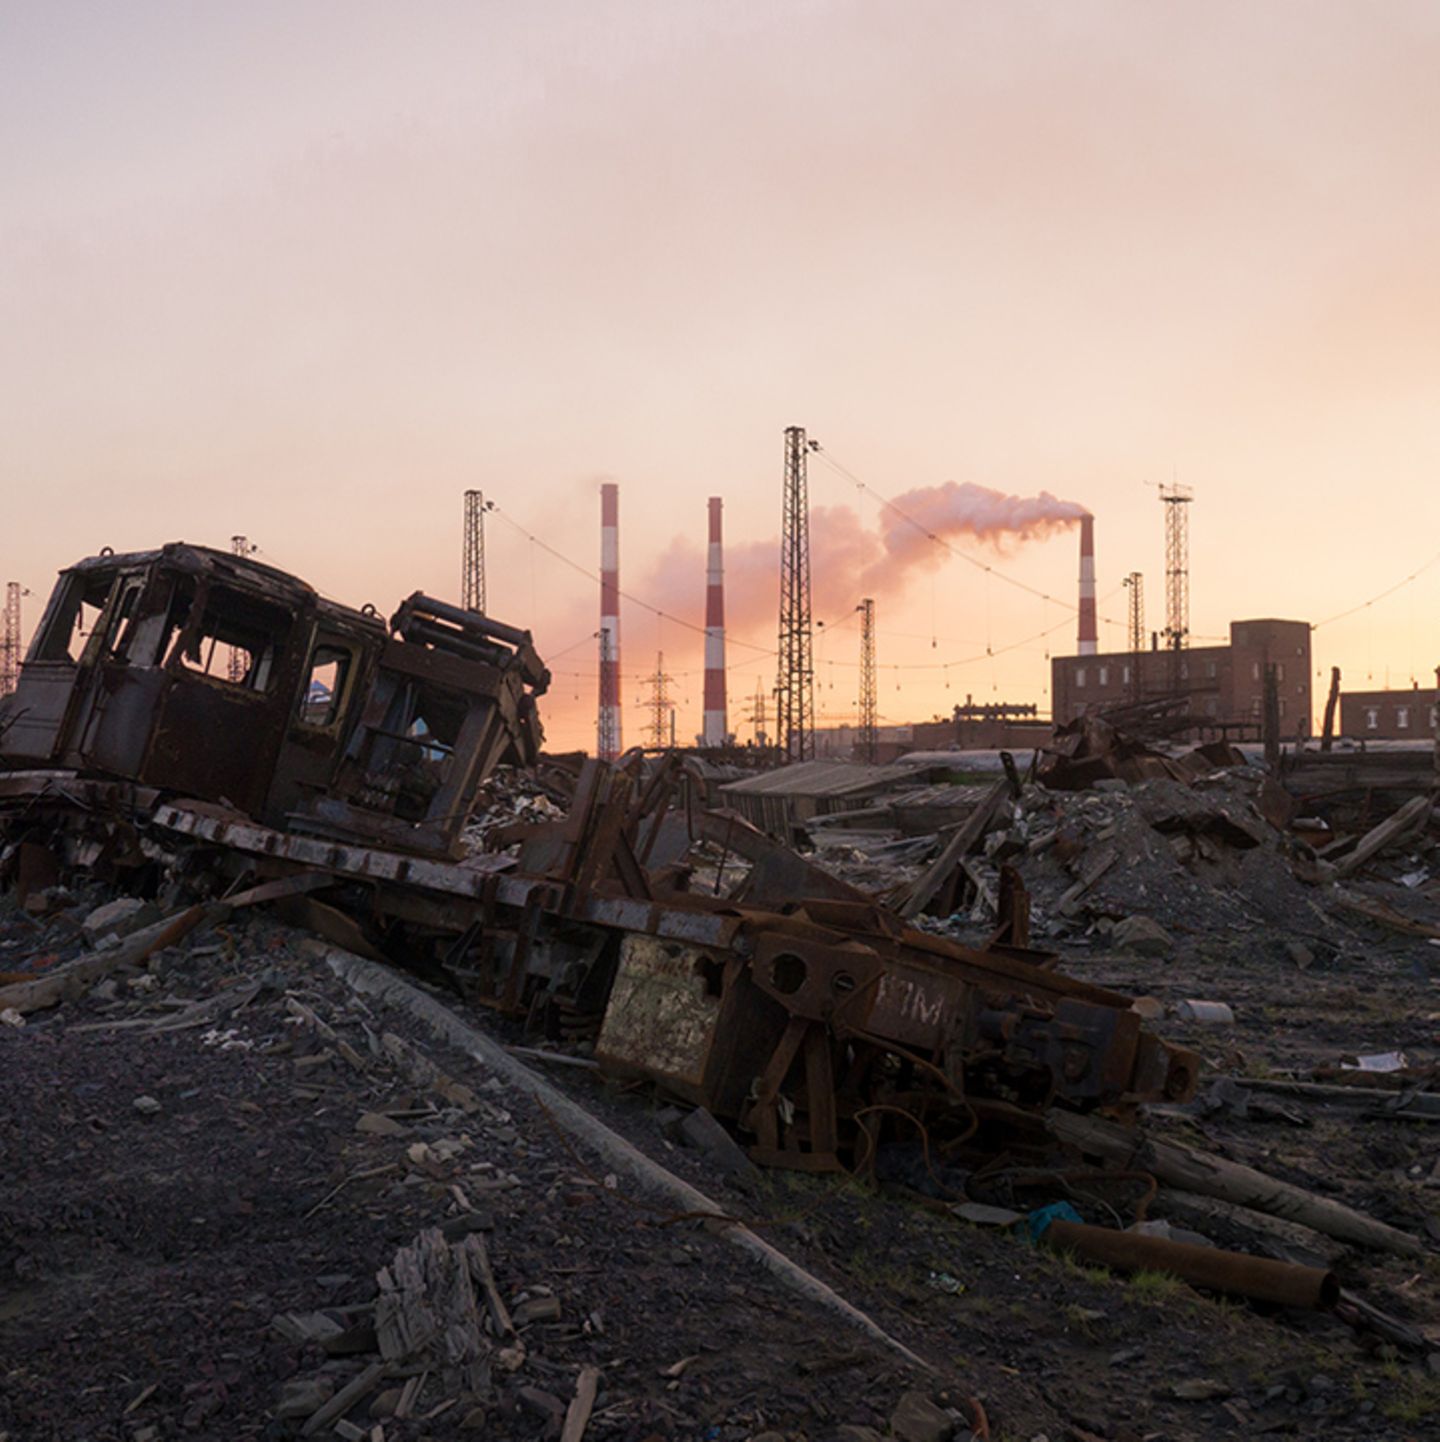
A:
[460, 765, 568, 856]
[986, 770, 1331, 943]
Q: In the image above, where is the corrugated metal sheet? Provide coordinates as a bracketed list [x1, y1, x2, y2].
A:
[718, 760, 924, 800]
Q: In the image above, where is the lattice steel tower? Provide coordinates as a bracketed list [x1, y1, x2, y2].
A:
[857, 598, 878, 763]
[749, 681, 768, 747]
[643, 652, 675, 749]
[228, 536, 254, 682]
[775, 426, 816, 761]
[463, 489, 487, 613]
[1123, 572, 1144, 700]
[1159, 486, 1192, 654]
[1, 582, 24, 696]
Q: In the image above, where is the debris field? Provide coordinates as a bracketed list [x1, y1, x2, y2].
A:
[3, 544, 1440, 1441]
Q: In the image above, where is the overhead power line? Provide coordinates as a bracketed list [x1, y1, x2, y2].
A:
[1311, 546, 1440, 630]
[488, 502, 773, 653]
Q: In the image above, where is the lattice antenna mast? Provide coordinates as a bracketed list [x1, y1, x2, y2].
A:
[643, 652, 674, 749]
[462, 489, 488, 613]
[228, 536, 257, 683]
[1123, 572, 1144, 700]
[857, 598, 878, 763]
[775, 426, 817, 761]
[1, 582, 26, 696]
[597, 483, 622, 760]
[1159, 486, 1192, 653]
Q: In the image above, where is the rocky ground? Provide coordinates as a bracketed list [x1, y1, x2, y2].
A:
[4, 757, 1440, 1442]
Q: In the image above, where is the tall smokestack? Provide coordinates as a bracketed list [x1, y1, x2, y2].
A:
[702, 497, 727, 746]
[598, 483, 622, 760]
[1077, 513, 1098, 656]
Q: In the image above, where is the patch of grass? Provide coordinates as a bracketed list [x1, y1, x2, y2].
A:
[1382, 1376, 1440, 1424]
[1128, 1268, 1185, 1300]
[1052, 1250, 1114, 1287]
[1063, 1303, 1106, 1337]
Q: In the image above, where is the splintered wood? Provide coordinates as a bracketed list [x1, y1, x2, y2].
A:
[381, 1030, 483, 1114]
[375, 1228, 493, 1396]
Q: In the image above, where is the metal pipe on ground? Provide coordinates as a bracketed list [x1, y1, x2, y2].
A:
[1043, 1218, 1339, 1310]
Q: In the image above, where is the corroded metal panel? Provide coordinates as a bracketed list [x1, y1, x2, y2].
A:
[594, 934, 722, 1099]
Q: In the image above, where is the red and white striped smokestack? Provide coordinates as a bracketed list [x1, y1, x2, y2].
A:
[702, 497, 727, 746]
[1077, 512, 1098, 656]
[597, 483, 622, 759]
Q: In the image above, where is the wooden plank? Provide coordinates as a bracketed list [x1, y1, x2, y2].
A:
[301, 1361, 388, 1437]
[561, 1365, 601, 1442]
[1332, 793, 1434, 879]
[223, 871, 336, 908]
[898, 780, 1006, 919]
[1047, 1109, 1423, 1256]
[0, 903, 223, 1016]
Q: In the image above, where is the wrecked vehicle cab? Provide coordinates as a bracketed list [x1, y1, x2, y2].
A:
[0, 543, 548, 856]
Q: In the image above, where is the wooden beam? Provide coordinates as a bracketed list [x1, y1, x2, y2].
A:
[1047, 1109, 1423, 1257]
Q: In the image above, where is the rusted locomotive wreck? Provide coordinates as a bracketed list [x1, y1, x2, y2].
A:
[1, 544, 1197, 1172]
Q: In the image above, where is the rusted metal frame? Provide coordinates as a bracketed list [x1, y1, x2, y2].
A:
[802, 1027, 840, 1163]
[988, 864, 1031, 948]
[743, 1015, 811, 1159]
[503, 892, 548, 1013]
[374, 635, 504, 696]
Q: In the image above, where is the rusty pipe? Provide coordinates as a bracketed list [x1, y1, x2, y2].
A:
[1044, 1218, 1338, 1310]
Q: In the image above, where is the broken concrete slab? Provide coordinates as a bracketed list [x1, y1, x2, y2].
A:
[81, 896, 158, 944]
[889, 1389, 953, 1442]
[1111, 914, 1174, 956]
[678, 1106, 759, 1183]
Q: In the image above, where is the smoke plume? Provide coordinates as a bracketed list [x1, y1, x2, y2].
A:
[642, 482, 1089, 632]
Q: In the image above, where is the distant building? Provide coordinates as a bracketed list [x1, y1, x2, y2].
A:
[1051, 618, 1312, 737]
[1340, 685, 1439, 741]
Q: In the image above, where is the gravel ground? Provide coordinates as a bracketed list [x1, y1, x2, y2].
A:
[4, 879, 1440, 1442]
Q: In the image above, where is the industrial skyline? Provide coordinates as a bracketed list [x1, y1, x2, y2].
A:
[4, 3, 1440, 751]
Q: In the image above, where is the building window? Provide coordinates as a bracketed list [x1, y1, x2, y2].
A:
[1180, 662, 1189, 680]
[1206, 661, 1217, 678]
[1431, 706, 1438, 729]
[1366, 707, 1379, 730]
[1278, 698, 1287, 718]
[1276, 663, 1285, 682]
[1251, 698, 1261, 716]
[1205, 698, 1217, 716]
[1398, 706, 1410, 729]
[1076, 667, 1086, 687]
[1252, 662, 1260, 681]
[1122, 664, 1131, 685]
[1098, 666, 1109, 686]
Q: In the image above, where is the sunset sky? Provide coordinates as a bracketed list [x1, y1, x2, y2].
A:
[4, 1, 1439, 752]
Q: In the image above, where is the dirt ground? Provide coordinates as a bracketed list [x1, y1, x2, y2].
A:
[3, 848, 1439, 1441]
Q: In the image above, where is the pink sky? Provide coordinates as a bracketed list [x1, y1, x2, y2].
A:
[4, 1, 1439, 751]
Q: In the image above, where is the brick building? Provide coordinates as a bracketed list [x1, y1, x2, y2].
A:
[1051, 619, 1312, 736]
[1339, 686, 1439, 741]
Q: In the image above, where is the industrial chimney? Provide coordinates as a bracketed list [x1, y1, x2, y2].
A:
[1077, 513, 1098, 656]
[702, 497, 727, 746]
[597, 483, 622, 760]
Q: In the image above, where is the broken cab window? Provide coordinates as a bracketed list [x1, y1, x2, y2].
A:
[28, 572, 114, 663]
[300, 644, 353, 726]
[167, 588, 287, 692]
